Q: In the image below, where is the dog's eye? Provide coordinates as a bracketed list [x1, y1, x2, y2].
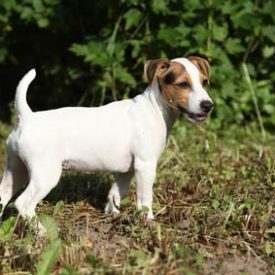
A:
[177, 82, 190, 89]
[203, 79, 209, 87]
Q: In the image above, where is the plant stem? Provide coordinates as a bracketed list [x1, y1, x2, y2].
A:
[242, 63, 266, 140]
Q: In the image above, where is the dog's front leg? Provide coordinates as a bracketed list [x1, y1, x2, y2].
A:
[135, 159, 157, 220]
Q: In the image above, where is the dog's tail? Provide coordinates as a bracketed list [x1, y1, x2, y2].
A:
[15, 69, 36, 118]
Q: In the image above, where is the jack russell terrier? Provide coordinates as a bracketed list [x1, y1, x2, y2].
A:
[0, 56, 213, 225]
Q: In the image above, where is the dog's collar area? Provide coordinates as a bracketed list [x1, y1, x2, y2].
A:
[177, 106, 207, 122]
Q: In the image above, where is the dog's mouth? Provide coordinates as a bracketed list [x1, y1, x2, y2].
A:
[177, 106, 207, 123]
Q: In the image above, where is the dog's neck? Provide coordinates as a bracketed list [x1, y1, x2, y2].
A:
[143, 81, 179, 133]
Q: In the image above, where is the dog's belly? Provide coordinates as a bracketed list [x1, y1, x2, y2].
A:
[61, 150, 133, 173]
[61, 131, 134, 173]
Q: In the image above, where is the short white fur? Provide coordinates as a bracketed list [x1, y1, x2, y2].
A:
[0, 58, 212, 230]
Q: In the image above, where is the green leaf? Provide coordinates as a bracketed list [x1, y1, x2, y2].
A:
[266, 226, 275, 234]
[120, 196, 130, 206]
[86, 255, 97, 267]
[36, 215, 61, 275]
[40, 214, 59, 241]
[130, 40, 142, 58]
[263, 0, 275, 20]
[212, 25, 228, 41]
[225, 38, 245, 54]
[151, 0, 169, 14]
[0, 216, 15, 237]
[264, 242, 275, 256]
[221, 2, 240, 14]
[70, 44, 89, 57]
[37, 18, 49, 28]
[59, 266, 79, 275]
[157, 26, 179, 47]
[0, 48, 8, 62]
[192, 24, 210, 43]
[114, 66, 136, 85]
[124, 9, 142, 31]
[2, 0, 17, 11]
[263, 104, 274, 114]
[106, 16, 122, 57]
[212, 199, 220, 210]
[36, 239, 61, 275]
[53, 200, 64, 216]
[33, 0, 44, 12]
[70, 41, 112, 66]
[231, 7, 261, 30]
[129, 249, 151, 268]
[263, 26, 275, 43]
[20, 7, 34, 20]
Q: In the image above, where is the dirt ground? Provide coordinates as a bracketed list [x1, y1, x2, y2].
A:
[36, 199, 274, 275]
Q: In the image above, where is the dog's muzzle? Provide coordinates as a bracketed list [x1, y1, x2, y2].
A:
[178, 104, 213, 123]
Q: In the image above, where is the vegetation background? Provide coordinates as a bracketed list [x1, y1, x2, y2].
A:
[0, 0, 274, 132]
[0, 0, 274, 274]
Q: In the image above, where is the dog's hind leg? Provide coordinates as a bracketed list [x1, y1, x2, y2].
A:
[105, 171, 134, 214]
[14, 160, 62, 233]
[0, 149, 28, 220]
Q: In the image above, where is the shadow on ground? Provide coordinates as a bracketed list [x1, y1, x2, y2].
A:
[3, 172, 113, 220]
[46, 172, 113, 209]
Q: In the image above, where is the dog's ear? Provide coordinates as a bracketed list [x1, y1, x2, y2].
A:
[144, 59, 170, 85]
[188, 56, 210, 83]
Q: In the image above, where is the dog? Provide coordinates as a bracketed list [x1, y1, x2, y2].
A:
[0, 56, 213, 226]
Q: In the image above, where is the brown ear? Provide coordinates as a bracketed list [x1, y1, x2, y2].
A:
[144, 59, 170, 85]
[188, 56, 210, 83]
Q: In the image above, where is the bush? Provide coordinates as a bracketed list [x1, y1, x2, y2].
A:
[0, 0, 274, 133]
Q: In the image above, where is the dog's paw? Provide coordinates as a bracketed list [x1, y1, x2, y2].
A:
[105, 192, 121, 215]
[146, 211, 154, 220]
[104, 201, 120, 215]
[136, 206, 154, 220]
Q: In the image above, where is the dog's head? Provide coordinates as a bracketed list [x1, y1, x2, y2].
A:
[144, 56, 213, 123]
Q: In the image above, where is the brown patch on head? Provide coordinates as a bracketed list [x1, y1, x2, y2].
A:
[157, 62, 193, 111]
[188, 56, 210, 85]
[144, 59, 170, 85]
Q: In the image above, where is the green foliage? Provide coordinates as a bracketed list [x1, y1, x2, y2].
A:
[0, 217, 15, 238]
[36, 240, 60, 275]
[36, 215, 61, 275]
[0, 0, 274, 132]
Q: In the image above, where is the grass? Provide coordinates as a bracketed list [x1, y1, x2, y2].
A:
[0, 119, 274, 274]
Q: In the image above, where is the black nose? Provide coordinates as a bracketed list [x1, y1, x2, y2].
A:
[200, 100, 213, 113]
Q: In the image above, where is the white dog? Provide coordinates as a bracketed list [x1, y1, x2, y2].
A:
[0, 57, 213, 224]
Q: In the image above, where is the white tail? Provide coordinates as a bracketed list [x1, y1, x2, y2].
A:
[15, 69, 36, 118]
